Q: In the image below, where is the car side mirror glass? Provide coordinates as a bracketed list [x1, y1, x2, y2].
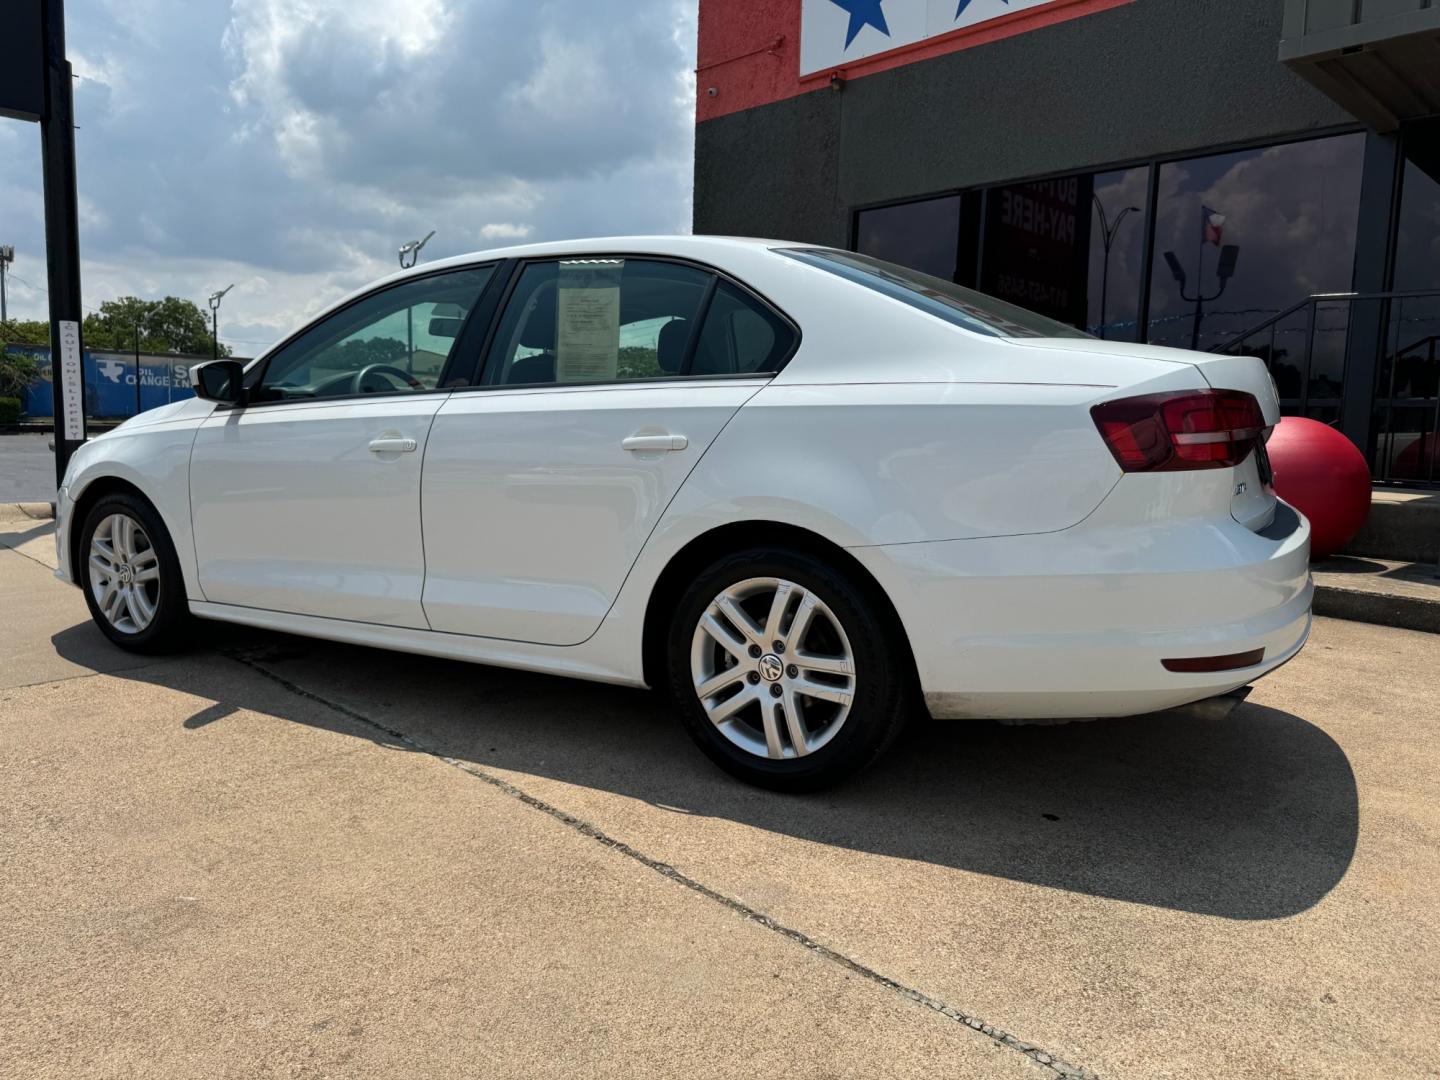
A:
[190, 359, 246, 405]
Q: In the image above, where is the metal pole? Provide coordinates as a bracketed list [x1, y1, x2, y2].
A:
[1, 256, 8, 324]
[1135, 164, 1160, 344]
[41, 0, 87, 489]
[134, 324, 141, 417]
[1190, 206, 1205, 351]
[207, 284, 232, 362]
[1099, 243, 1110, 341]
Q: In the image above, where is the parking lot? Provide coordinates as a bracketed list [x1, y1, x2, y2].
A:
[0, 435, 59, 505]
[2, 502, 1438, 1079]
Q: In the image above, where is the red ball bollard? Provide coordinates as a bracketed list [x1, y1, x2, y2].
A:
[1265, 417, 1371, 559]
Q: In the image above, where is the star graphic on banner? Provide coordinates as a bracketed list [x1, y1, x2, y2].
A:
[956, 0, 1011, 17]
[828, 0, 890, 49]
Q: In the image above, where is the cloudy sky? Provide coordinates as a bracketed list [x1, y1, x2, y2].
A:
[0, 0, 698, 354]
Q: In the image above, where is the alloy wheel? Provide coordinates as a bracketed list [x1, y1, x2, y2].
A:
[689, 576, 856, 760]
[88, 513, 160, 634]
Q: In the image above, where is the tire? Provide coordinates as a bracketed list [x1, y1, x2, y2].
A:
[666, 547, 910, 792]
[78, 492, 191, 654]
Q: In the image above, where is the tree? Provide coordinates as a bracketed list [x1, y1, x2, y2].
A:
[0, 319, 51, 346]
[311, 335, 408, 372]
[82, 296, 232, 356]
[0, 351, 41, 398]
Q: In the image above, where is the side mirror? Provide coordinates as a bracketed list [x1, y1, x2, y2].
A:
[190, 359, 246, 405]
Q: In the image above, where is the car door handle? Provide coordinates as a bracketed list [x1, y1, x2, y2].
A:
[621, 433, 688, 452]
[368, 436, 417, 454]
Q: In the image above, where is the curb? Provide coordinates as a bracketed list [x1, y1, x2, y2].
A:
[1314, 582, 1440, 636]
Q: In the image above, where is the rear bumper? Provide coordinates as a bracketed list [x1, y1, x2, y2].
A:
[851, 497, 1312, 720]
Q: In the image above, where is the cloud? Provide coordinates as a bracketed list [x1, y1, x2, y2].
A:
[479, 223, 533, 241]
[0, 0, 698, 351]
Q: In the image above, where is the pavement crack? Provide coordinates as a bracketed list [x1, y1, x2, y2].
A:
[223, 649, 1099, 1080]
[0, 541, 57, 572]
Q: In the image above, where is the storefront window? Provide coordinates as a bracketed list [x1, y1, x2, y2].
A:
[967, 167, 1148, 337]
[978, 176, 1094, 328]
[1145, 133, 1366, 353]
[855, 195, 960, 281]
[1087, 168, 1149, 339]
[1376, 119, 1440, 482]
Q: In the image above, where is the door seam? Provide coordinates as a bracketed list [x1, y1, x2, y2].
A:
[568, 381, 772, 647]
[416, 402, 446, 631]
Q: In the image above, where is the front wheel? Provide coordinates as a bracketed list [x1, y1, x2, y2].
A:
[666, 548, 910, 792]
[79, 493, 191, 654]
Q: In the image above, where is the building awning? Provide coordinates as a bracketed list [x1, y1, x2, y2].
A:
[1280, 1, 1440, 132]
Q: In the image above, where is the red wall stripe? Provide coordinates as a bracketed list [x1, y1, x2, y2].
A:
[696, 0, 1138, 122]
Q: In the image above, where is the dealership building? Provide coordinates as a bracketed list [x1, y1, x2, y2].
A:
[693, 0, 1440, 483]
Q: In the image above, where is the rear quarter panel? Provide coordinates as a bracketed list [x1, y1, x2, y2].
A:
[656, 358, 1212, 550]
[688, 380, 1125, 545]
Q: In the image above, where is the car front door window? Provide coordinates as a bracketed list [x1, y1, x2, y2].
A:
[252, 265, 494, 402]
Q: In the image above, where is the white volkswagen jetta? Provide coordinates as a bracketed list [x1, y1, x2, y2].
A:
[55, 236, 1311, 790]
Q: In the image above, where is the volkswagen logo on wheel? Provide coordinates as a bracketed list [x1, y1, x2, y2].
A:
[758, 654, 785, 682]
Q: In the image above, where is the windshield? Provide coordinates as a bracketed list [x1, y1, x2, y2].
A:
[779, 248, 1092, 340]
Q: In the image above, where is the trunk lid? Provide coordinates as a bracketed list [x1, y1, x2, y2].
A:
[1019, 338, 1281, 532]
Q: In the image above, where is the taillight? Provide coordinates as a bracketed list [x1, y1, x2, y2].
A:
[1091, 389, 1266, 472]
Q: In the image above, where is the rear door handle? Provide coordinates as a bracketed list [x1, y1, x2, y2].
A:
[368, 436, 417, 454]
[621, 433, 688, 452]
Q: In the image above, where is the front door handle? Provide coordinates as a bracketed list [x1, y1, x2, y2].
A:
[621, 433, 688, 452]
[368, 436, 417, 454]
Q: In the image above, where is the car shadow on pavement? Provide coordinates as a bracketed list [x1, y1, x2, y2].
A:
[52, 618, 1359, 922]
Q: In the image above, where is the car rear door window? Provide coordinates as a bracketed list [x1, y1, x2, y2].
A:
[691, 281, 797, 375]
[485, 258, 715, 386]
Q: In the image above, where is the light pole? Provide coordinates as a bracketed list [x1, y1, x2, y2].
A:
[207, 284, 234, 361]
[1091, 197, 1140, 340]
[0, 245, 13, 324]
[397, 232, 434, 370]
[397, 230, 435, 270]
[1163, 244, 1240, 350]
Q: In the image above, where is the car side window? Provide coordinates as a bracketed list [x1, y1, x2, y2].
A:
[252, 265, 494, 402]
[691, 281, 796, 375]
[485, 258, 715, 385]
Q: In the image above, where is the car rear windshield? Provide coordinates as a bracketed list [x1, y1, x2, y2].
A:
[779, 248, 1093, 340]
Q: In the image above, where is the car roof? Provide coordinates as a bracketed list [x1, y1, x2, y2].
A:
[239, 236, 804, 364]
[377, 234, 800, 288]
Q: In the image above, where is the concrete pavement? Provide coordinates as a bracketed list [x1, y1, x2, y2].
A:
[0, 435, 58, 505]
[3, 503, 1438, 1079]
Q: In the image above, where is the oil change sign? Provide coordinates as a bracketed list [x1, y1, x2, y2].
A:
[801, 0, 1071, 75]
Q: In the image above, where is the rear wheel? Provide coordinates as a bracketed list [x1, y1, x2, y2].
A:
[666, 548, 909, 791]
[79, 493, 191, 653]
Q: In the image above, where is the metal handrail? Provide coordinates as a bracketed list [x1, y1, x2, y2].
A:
[1206, 288, 1440, 485]
[1210, 289, 1440, 354]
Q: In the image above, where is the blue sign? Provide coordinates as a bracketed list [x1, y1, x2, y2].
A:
[6, 344, 198, 419]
